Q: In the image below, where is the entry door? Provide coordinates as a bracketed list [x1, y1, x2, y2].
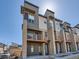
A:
[56, 43, 61, 54]
[45, 44, 49, 55]
[66, 43, 71, 52]
[76, 43, 79, 50]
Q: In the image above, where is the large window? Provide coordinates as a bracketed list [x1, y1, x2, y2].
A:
[49, 20, 54, 28]
[55, 21, 60, 31]
[27, 44, 42, 56]
[28, 13, 34, 23]
[65, 27, 70, 32]
[27, 31, 41, 40]
[56, 43, 62, 54]
[45, 32, 48, 37]
[60, 24, 63, 32]
[31, 45, 34, 53]
[76, 28, 79, 36]
[27, 31, 33, 39]
[76, 43, 79, 50]
[45, 44, 49, 55]
[66, 43, 71, 52]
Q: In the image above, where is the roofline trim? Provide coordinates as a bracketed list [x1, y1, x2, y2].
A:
[24, 1, 39, 8]
[38, 14, 47, 18]
[47, 9, 55, 14]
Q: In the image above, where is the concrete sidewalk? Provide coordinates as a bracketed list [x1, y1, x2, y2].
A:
[55, 54, 79, 59]
[27, 54, 79, 59]
[27, 55, 54, 59]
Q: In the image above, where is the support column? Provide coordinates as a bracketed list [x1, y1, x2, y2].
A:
[48, 29, 56, 55]
[42, 31, 45, 56]
[22, 13, 27, 59]
[71, 33, 77, 52]
[45, 9, 56, 55]
[47, 19, 56, 55]
[42, 43, 46, 56]
[62, 30, 67, 53]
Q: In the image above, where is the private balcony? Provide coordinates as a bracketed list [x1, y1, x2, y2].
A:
[27, 39, 48, 43]
[27, 31, 48, 43]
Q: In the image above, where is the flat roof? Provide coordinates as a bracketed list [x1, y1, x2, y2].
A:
[64, 22, 71, 26]
[74, 24, 79, 29]
[47, 9, 55, 14]
[38, 14, 47, 18]
[55, 18, 63, 22]
[24, 1, 39, 8]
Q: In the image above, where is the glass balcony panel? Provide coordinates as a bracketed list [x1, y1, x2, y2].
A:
[27, 31, 41, 40]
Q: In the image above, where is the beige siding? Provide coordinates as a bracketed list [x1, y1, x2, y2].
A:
[39, 16, 47, 31]
[55, 21, 61, 32]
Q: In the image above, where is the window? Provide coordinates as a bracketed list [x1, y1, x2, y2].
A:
[55, 21, 60, 31]
[38, 46, 41, 52]
[45, 32, 48, 37]
[33, 33, 38, 40]
[49, 20, 53, 28]
[56, 43, 62, 53]
[27, 32, 33, 39]
[45, 44, 49, 55]
[76, 29, 79, 35]
[28, 13, 34, 23]
[44, 21, 47, 24]
[31, 45, 34, 53]
[66, 43, 71, 52]
[60, 24, 63, 32]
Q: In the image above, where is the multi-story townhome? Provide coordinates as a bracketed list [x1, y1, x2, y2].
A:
[73, 24, 79, 51]
[63, 22, 77, 52]
[45, 10, 67, 54]
[21, 1, 78, 58]
[63, 22, 72, 52]
[54, 19, 66, 54]
[21, 1, 49, 58]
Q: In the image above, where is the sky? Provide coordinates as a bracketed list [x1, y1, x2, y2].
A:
[0, 0, 79, 45]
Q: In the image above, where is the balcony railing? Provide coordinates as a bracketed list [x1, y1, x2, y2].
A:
[27, 34, 41, 40]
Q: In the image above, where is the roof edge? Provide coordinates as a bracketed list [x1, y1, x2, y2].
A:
[24, 1, 39, 8]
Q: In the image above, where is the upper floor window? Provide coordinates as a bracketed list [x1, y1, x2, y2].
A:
[44, 20, 47, 24]
[45, 32, 48, 37]
[27, 31, 33, 39]
[60, 24, 63, 32]
[64, 26, 70, 32]
[49, 20, 54, 28]
[27, 31, 41, 40]
[76, 28, 79, 35]
[28, 13, 35, 23]
[31, 45, 34, 53]
[55, 21, 60, 31]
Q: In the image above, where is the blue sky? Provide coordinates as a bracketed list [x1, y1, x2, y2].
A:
[0, 0, 79, 45]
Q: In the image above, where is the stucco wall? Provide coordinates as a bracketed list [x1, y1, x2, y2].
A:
[39, 16, 47, 31]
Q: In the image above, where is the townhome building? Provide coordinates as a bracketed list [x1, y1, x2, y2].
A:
[73, 24, 79, 51]
[21, 1, 78, 58]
